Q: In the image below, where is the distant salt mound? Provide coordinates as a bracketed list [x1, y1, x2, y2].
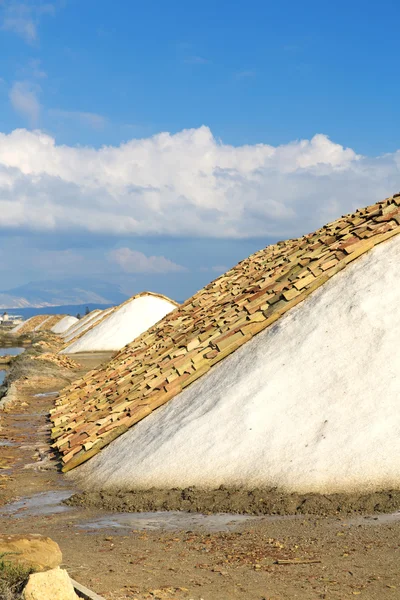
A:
[52, 316, 78, 334]
[34, 316, 52, 331]
[71, 235, 400, 494]
[62, 310, 110, 343]
[60, 310, 101, 339]
[11, 314, 50, 334]
[62, 293, 177, 354]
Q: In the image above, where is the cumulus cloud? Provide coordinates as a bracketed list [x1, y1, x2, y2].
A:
[109, 248, 186, 274]
[0, 1, 55, 43]
[9, 81, 41, 124]
[0, 126, 399, 239]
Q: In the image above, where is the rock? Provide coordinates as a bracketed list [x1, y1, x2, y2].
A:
[0, 534, 62, 571]
[23, 567, 79, 600]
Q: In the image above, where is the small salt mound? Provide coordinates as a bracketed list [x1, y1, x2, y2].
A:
[62, 310, 110, 343]
[52, 316, 79, 334]
[62, 294, 177, 354]
[11, 319, 27, 334]
[34, 316, 52, 331]
[11, 314, 49, 334]
[59, 310, 102, 339]
[71, 236, 400, 494]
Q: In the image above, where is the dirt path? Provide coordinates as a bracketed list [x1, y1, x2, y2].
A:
[0, 373, 399, 599]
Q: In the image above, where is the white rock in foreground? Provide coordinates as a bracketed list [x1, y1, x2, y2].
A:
[23, 567, 79, 600]
[71, 235, 400, 494]
[62, 294, 176, 353]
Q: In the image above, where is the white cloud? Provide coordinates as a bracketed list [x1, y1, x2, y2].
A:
[0, 126, 399, 239]
[0, 1, 55, 43]
[49, 109, 107, 130]
[26, 58, 47, 79]
[109, 248, 186, 274]
[9, 81, 41, 124]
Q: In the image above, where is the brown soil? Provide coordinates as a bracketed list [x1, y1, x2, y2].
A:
[0, 358, 399, 599]
[67, 487, 400, 518]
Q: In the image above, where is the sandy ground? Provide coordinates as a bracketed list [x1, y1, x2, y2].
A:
[0, 359, 399, 599]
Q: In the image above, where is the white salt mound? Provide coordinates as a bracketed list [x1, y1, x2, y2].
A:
[62, 310, 112, 343]
[62, 295, 176, 354]
[60, 310, 102, 339]
[51, 316, 78, 334]
[71, 235, 400, 494]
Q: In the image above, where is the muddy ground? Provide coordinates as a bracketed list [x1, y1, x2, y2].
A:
[0, 348, 399, 599]
[67, 487, 400, 518]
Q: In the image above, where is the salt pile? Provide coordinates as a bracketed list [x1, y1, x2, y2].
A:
[51, 193, 400, 493]
[11, 314, 69, 334]
[71, 234, 400, 494]
[33, 316, 52, 331]
[51, 316, 78, 334]
[11, 314, 50, 334]
[59, 310, 101, 339]
[61, 293, 178, 354]
[61, 310, 110, 343]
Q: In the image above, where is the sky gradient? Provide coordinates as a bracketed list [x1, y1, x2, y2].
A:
[1, 0, 400, 302]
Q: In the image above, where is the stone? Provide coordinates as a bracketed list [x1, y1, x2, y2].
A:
[23, 567, 79, 600]
[0, 534, 62, 572]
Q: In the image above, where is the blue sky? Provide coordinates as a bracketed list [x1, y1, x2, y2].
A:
[1, 0, 400, 302]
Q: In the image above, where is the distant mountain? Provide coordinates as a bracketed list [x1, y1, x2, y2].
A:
[4, 304, 115, 319]
[0, 278, 128, 309]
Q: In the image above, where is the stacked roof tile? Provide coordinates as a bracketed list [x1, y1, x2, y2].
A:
[37, 314, 68, 331]
[12, 314, 61, 334]
[51, 193, 400, 472]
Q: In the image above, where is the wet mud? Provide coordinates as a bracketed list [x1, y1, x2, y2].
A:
[65, 486, 400, 516]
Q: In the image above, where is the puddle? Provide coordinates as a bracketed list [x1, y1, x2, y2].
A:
[0, 348, 24, 357]
[1, 491, 75, 518]
[0, 370, 6, 385]
[346, 511, 400, 526]
[0, 439, 15, 447]
[33, 391, 59, 398]
[78, 510, 258, 533]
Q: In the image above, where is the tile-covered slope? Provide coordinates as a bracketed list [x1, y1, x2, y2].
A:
[14, 314, 51, 334]
[13, 314, 67, 334]
[51, 194, 400, 472]
[38, 314, 67, 331]
[60, 292, 179, 350]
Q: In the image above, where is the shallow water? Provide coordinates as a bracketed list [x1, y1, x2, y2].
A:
[0, 489, 258, 532]
[78, 511, 259, 533]
[0, 439, 15, 447]
[0, 347, 25, 356]
[347, 511, 400, 526]
[1, 491, 74, 518]
[0, 347, 24, 385]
